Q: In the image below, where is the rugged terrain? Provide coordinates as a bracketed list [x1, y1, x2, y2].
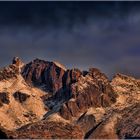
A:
[0, 57, 139, 139]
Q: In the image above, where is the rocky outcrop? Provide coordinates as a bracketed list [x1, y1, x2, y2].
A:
[59, 68, 117, 120]
[111, 73, 140, 95]
[111, 73, 140, 108]
[10, 120, 84, 139]
[12, 56, 24, 68]
[22, 59, 66, 93]
[0, 65, 19, 81]
[13, 92, 30, 103]
[85, 74, 140, 139]
[61, 68, 82, 99]
[77, 113, 96, 134]
[87, 103, 140, 139]
[0, 59, 46, 130]
[111, 74, 140, 138]
[62, 68, 82, 87]
[116, 103, 140, 139]
[0, 57, 24, 81]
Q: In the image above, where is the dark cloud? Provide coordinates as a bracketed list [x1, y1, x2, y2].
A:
[0, 1, 140, 79]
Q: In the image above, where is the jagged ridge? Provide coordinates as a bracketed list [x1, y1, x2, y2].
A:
[0, 57, 139, 139]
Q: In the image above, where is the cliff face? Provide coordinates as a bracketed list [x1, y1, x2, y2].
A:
[0, 57, 139, 139]
[59, 68, 116, 120]
[22, 59, 66, 93]
[22, 59, 117, 121]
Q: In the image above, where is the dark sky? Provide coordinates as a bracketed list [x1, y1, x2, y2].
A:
[0, 1, 140, 78]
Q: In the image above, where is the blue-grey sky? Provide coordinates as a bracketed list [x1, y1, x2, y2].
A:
[0, 1, 140, 78]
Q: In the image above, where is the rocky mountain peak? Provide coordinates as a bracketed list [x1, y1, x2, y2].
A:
[12, 57, 24, 68]
[22, 58, 66, 93]
[0, 57, 25, 81]
[0, 57, 139, 139]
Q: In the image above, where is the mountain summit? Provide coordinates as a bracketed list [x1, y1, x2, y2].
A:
[0, 57, 139, 139]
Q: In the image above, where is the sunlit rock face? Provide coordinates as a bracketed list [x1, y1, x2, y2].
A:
[0, 58, 46, 130]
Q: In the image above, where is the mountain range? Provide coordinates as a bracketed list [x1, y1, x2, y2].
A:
[0, 57, 139, 139]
